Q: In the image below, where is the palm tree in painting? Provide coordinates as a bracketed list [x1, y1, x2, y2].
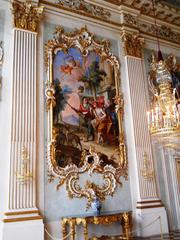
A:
[79, 61, 107, 99]
[53, 78, 67, 123]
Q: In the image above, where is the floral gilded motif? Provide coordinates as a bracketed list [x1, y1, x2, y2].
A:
[11, 0, 44, 32]
[122, 32, 144, 58]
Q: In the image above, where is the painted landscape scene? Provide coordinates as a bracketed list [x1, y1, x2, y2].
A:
[53, 47, 120, 168]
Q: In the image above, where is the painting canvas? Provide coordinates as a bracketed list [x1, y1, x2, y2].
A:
[53, 47, 120, 168]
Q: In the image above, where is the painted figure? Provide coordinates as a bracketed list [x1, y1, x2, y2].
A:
[91, 98, 107, 144]
[79, 97, 94, 141]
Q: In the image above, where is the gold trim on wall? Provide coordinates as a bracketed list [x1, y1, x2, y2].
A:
[5, 210, 39, 216]
[3, 216, 42, 223]
[136, 204, 164, 209]
[137, 200, 161, 204]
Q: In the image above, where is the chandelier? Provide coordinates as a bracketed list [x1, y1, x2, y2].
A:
[147, 0, 180, 146]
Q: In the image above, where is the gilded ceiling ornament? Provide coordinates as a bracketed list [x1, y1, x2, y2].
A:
[122, 32, 144, 58]
[11, 0, 44, 32]
[56, 0, 111, 20]
[45, 26, 128, 207]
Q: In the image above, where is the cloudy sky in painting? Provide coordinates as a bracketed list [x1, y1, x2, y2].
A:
[53, 48, 99, 126]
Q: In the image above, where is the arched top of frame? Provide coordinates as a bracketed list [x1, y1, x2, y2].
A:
[44, 25, 120, 73]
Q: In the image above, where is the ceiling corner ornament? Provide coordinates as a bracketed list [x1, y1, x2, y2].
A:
[56, 0, 111, 20]
[11, 0, 44, 32]
[44, 26, 128, 208]
[123, 13, 138, 28]
[122, 32, 144, 58]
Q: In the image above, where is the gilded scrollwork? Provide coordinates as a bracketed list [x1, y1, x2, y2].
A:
[122, 32, 144, 58]
[11, 0, 44, 32]
[45, 82, 56, 110]
[45, 26, 128, 207]
[65, 151, 117, 209]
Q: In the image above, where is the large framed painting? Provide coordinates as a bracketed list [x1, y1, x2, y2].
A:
[45, 26, 128, 205]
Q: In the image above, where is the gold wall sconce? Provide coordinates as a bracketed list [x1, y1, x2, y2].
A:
[16, 146, 33, 184]
[141, 152, 154, 181]
[0, 41, 3, 65]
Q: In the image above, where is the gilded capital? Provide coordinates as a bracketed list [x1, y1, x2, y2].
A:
[122, 32, 144, 58]
[11, 0, 44, 32]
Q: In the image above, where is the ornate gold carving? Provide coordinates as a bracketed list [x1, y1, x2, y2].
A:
[45, 82, 56, 110]
[141, 152, 154, 181]
[62, 211, 133, 240]
[122, 32, 144, 58]
[11, 0, 44, 32]
[45, 26, 128, 206]
[65, 150, 117, 209]
[56, 0, 111, 20]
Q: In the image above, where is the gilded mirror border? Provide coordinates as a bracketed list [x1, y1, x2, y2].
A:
[45, 26, 128, 205]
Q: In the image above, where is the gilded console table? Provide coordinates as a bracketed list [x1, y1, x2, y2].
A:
[61, 211, 132, 240]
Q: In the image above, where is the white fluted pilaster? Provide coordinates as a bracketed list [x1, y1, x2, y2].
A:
[8, 29, 37, 211]
[2, 27, 43, 240]
[123, 54, 169, 236]
[125, 56, 157, 199]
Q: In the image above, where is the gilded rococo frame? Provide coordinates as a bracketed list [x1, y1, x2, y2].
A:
[45, 26, 128, 207]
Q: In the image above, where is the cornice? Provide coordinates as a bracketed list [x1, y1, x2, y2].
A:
[40, 0, 180, 45]
[40, 0, 122, 28]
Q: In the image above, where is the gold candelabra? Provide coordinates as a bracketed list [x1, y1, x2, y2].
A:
[16, 146, 33, 184]
[147, 0, 180, 147]
[147, 55, 180, 146]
